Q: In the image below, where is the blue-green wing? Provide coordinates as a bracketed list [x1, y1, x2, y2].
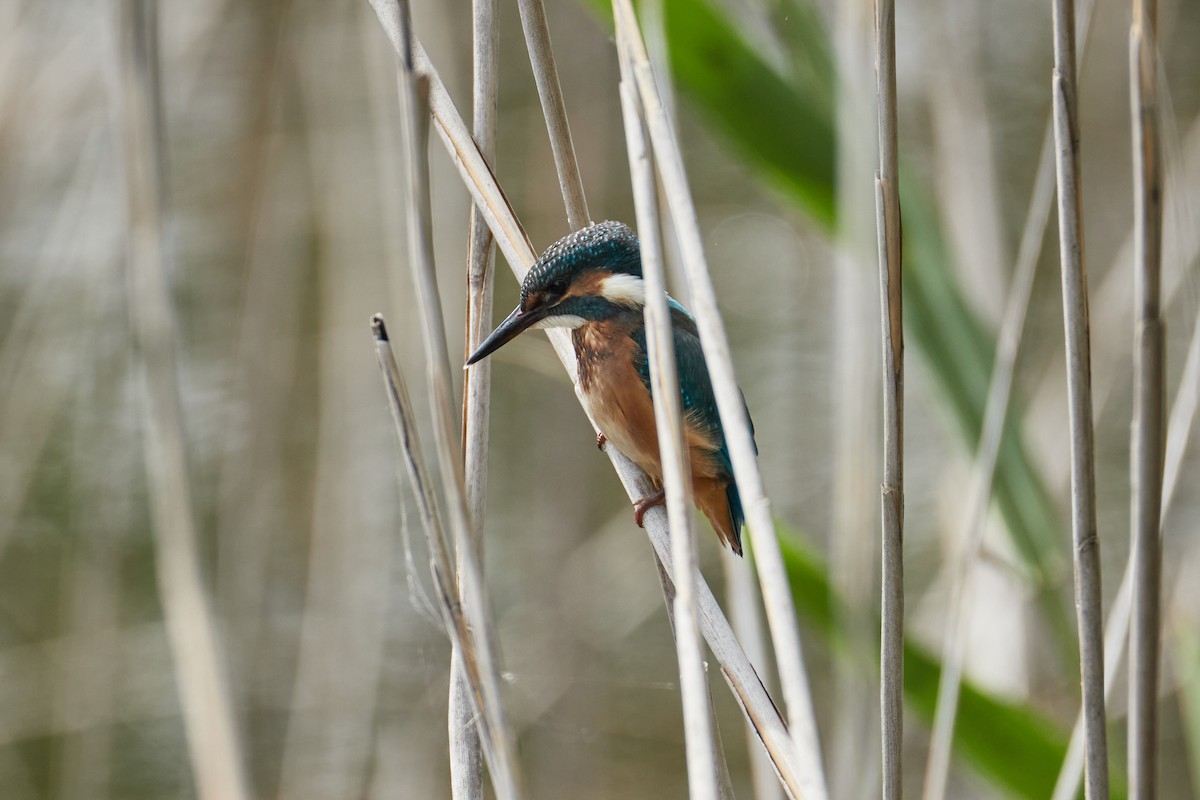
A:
[629, 307, 758, 478]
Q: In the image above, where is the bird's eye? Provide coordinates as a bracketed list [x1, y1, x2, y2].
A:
[547, 277, 570, 297]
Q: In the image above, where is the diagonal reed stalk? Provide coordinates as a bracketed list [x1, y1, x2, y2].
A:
[388, 3, 522, 797]
[369, 318, 520, 799]
[611, 4, 829, 798]
[1127, 1, 1165, 796]
[1050, 0, 1110, 796]
[921, 3, 1099, 796]
[724, 553, 787, 800]
[618, 62, 720, 800]
[922, 3, 1100, 794]
[449, 0, 498, 796]
[921, 129, 1044, 800]
[364, 5, 814, 795]
[871, 0, 904, 798]
[113, 2, 249, 799]
[515, 0, 590, 229]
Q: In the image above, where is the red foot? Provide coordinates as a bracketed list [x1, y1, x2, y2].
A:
[596, 432, 607, 450]
[633, 490, 666, 527]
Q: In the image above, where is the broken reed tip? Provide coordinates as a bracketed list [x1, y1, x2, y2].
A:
[370, 313, 389, 341]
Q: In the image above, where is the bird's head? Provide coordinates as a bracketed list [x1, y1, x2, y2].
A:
[466, 221, 646, 366]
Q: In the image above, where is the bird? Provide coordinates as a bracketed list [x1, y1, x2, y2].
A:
[465, 221, 755, 556]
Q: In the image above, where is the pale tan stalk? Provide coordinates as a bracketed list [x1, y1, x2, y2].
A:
[619, 72, 720, 800]
[1050, 0, 1110, 795]
[1127, 1, 1165, 796]
[926, 2, 1102, 792]
[450, 0, 498, 795]
[515, 0, 590, 229]
[370, 318, 520, 799]
[723, 556, 784, 800]
[922, 74, 1060, 800]
[1053, 202, 1198, 800]
[871, 1, 904, 797]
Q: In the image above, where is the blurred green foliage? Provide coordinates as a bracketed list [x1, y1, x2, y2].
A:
[589, 0, 1075, 653]
[778, 528, 1124, 799]
[655, 0, 1069, 601]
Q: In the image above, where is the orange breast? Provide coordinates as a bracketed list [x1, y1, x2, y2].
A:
[576, 323, 662, 479]
[575, 322, 723, 488]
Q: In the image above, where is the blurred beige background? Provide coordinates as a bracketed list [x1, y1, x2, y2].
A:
[2, 0, 1199, 797]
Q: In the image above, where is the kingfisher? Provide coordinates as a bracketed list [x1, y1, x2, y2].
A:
[465, 221, 754, 556]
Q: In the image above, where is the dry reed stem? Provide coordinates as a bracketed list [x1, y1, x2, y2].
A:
[925, 3, 1103, 791]
[1054, 216, 1198, 800]
[370, 318, 522, 799]
[619, 71, 720, 800]
[611, 5, 829, 798]
[1050, 0, 1110, 795]
[516, 0, 590, 229]
[363, 6, 810, 793]
[114, 2, 249, 798]
[1030, 114, 1200, 476]
[1051, 561, 1128, 800]
[624, 30, 776, 797]
[653, 554, 738, 800]
[390, 3, 523, 796]
[449, 0, 498, 795]
[922, 79, 1062, 800]
[829, 3, 881, 795]
[871, 0, 904, 797]
[724, 556, 787, 800]
[1127, 1, 1165, 796]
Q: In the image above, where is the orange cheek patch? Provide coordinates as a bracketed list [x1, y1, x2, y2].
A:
[562, 271, 608, 300]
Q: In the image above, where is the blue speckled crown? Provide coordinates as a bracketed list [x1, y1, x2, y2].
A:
[522, 221, 642, 299]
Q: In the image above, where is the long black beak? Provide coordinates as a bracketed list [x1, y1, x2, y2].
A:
[465, 304, 548, 366]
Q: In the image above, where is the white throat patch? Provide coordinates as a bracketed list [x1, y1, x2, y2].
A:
[533, 314, 587, 330]
[599, 273, 646, 308]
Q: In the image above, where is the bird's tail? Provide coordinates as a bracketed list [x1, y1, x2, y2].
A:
[695, 478, 744, 557]
[726, 482, 745, 557]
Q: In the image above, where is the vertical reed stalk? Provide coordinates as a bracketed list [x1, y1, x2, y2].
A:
[390, 3, 522, 797]
[1053, 302, 1200, 800]
[611, 5, 829, 798]
[1050, 0, 1110, 796]
[1128, 0, 1165, 796]
[871, 1, 904, 797]
[450, 0, 498, 796]
[619, 70, 720, 800]
[515, 0, 590, 229]
[114, 2, 249, 798]
[927, 3, 1103, 791]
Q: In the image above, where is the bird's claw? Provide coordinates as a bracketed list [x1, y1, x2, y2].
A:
[633, 490, 666, 527]
[596, 432, 607, 450]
